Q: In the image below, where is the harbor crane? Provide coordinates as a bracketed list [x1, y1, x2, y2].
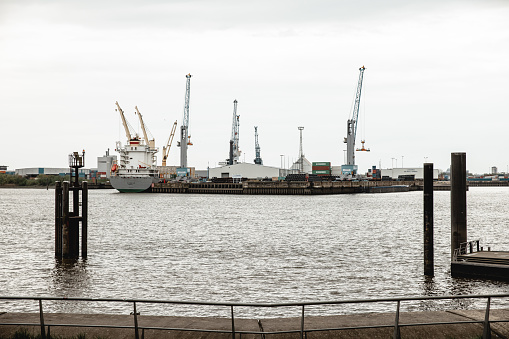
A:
[177, 74, 192, 169]
[343, 66, 369, 175]
[254, 126, 263, 165]
[162, 120, 178, 167]
[135, 106, 156, 149]
[297, 126, 305, 173]
[228, 99, 241, 165]
[115, 101, 139, 144]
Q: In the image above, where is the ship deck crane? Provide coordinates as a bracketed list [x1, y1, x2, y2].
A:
[343, 66, 368, 175]
[115, 101, 139, 145]
[254, 126, 262, 165]
[177, 74, 192, 169]
[162, 120, 178, 167]
[135, 106, 156, 149]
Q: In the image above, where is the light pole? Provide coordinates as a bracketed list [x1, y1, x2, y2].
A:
[280, 155, 284, 169]
[402, 156, 404, 168]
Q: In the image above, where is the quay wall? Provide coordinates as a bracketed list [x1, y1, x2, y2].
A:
[150, 180, 423, 195]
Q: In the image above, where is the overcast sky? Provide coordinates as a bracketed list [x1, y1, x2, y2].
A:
[1, 0, 508, 174]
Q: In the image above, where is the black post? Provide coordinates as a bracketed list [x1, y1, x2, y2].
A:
[424, 163, 434, 276]
[451, 152, 467, 259]
[62, 181, 70, 258]
[55, 181, 62, 257]
[69, 212, 79, 258]
[82, 181, 88, 258]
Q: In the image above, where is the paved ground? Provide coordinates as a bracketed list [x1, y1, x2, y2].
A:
[1, 308, 509, 338]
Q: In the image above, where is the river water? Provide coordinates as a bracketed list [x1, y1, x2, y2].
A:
[1, 187, 508, 318]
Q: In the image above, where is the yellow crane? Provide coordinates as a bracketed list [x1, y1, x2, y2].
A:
[162, 120, 178, 166]
[115, 101, 139, 144]
[135, 106, 155, 149]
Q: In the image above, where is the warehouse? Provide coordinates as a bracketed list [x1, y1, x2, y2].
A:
[209, 163, 280, 180]
[381, 168, 439, 180]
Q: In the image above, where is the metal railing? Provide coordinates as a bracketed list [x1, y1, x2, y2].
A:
[1, 294, 508, 339]
[453, 240, 482, 261]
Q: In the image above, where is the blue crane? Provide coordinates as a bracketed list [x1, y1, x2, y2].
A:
[254, 126, 263, 165]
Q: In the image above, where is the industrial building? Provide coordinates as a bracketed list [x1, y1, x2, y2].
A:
[381, 168, 439, 180]
[97, 150, 117, 178]
[289, 157, 312, 174]
[209, 163, 281, 180]
[15, 167, 91, 178]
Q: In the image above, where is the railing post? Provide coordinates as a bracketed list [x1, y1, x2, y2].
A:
[133, 302, 140, 339]
[483, 297, 491, 339]
[301, 305, 305, 339]
[231, 305, 235, 338]
[393, 300, 401, 339]
[39, 299, 46, 339]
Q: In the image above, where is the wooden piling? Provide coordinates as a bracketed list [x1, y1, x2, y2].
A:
[54, 181, 62, 257]
[82, 181, 88, 258]
[56, 151, 89, 259]
[424, 163, 434, 276]
[69, 211, 79, 258]
[73, 184, 80, 216]
[62, 181, 70, 258]
[451, 152, 467, 259]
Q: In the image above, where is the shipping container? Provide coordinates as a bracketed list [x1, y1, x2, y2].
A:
[312, 165, 331, 171]
[312, 170, 331, 174]
[312, 162, 331, 166]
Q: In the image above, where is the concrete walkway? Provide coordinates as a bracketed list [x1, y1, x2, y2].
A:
[1, 309, 509, 338]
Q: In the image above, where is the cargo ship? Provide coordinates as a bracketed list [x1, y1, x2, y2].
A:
[110, 102, 159, 193]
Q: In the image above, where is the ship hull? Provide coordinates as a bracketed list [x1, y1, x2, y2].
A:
[110, 176, 156, 193]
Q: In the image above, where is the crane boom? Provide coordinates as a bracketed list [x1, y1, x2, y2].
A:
[115, 101, 134, 142]
[351, 66, 365, 142]
[343, 66, 366, 172]
[178, 74, 192, 169]
[162, 120, 178, 167]
[135, 106, 149, 145]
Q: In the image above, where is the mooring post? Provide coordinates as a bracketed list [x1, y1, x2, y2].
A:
[451, 152, 467, 260]
[55, 181, 62, 257]
[62, 181, 70, 258]
[424, 163, 434, 276]
[82, 181, 88, 258]
[73, 180, 79, 216]
[69, 213, 80, 258]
